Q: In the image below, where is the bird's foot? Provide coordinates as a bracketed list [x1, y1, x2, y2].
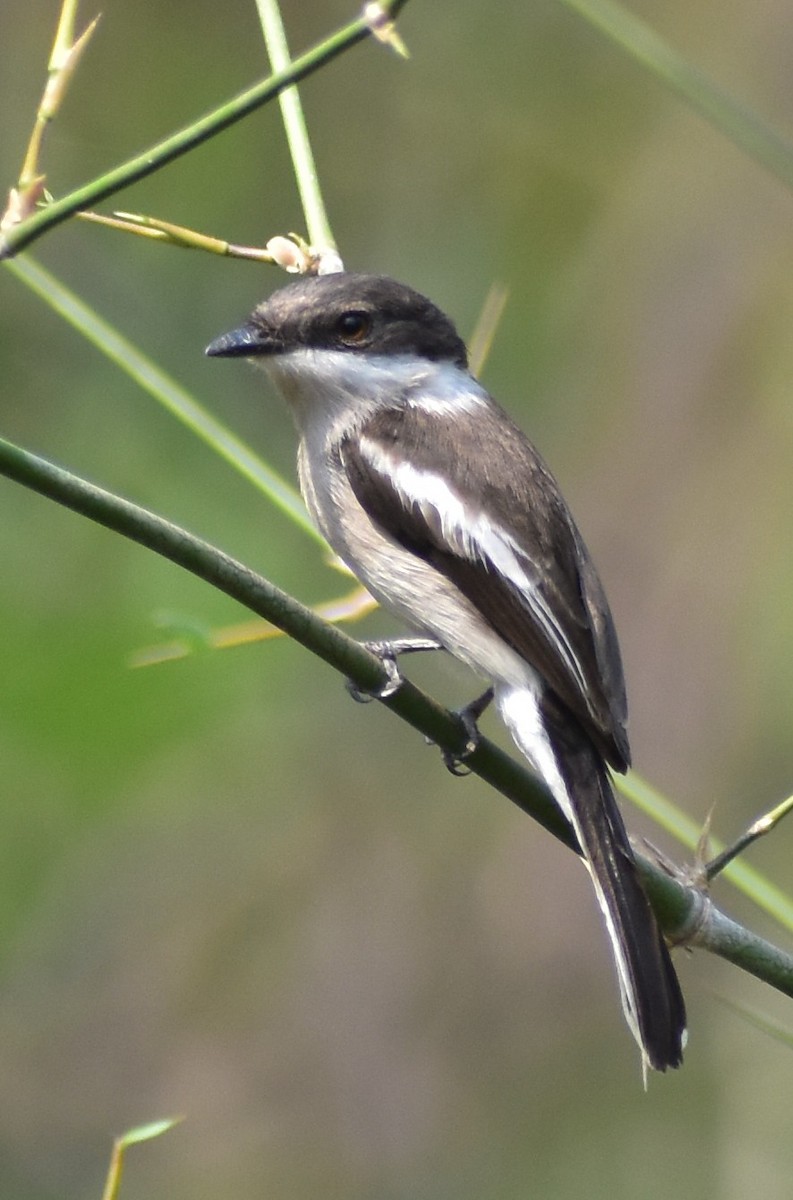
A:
[346, 636, 443, 703]
[439, 686, 495, 776]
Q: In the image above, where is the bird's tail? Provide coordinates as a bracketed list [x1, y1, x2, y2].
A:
[497, 686, 686, 1075]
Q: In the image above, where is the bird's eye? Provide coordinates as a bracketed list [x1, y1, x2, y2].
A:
[335, 310, 372, 346]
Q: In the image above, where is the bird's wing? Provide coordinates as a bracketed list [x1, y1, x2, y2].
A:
[340, 400, 629, 770]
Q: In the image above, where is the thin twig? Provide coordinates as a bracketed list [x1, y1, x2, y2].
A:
[78, 210, 277, 260]
[0, 0, 411, 259]
[255, 0, 341, 268]
[100, 1119, 182, 1200]
[618, 772, 793, 933]
[468, 283, 509, 378]
[4, 254, 316, 539]
[2, 0, 100, 232]
[706, 795, 793, 881]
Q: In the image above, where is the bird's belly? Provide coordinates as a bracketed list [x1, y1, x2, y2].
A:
[300, 448, 533, 689]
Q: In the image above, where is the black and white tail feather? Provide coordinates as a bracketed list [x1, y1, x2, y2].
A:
[206, 271, 688, 1074]
[500, 683, 686, 1078]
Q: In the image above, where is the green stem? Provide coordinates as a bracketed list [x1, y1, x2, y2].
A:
[0, 428, 564, 841]
[256, 0, 338, 256]
[0, 0, 409, 260]
[1, 429, 792, 1002]
[621, 771, 793, 934]
[4, 253, 317, 540]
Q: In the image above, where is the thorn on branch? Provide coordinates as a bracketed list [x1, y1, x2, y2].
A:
[363, 2, 410, 58]
[1, 179, 46, 234]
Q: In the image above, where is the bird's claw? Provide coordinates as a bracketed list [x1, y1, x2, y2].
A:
[437, 686, 495, 776]
[441, 744, 476, 777]
[346, 652, 402, 703]
[345, 636, 442, 703]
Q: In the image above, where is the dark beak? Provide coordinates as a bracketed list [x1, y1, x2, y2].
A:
[205, 322, 273, 358]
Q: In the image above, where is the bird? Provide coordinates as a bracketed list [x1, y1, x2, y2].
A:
[206, 271, 686, 1074]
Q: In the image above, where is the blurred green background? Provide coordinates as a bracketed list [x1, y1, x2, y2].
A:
[2, 1, 793, 1197]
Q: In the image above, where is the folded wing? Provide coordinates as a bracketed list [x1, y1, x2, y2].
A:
[341, 400, 629, 771]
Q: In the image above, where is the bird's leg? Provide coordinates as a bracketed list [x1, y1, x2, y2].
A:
[346, 636, 444, 702]
[441, 686, 495, 776]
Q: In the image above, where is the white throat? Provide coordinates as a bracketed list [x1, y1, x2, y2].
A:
[260, 347, 487, 439]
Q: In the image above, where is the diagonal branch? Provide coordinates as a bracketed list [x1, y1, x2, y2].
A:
[0, 428, 792, 1003]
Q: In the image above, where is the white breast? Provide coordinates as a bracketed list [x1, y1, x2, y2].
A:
[263, 346, 536, 689]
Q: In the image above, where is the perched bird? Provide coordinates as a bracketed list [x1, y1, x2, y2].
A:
[206, 272, 686, 1073]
